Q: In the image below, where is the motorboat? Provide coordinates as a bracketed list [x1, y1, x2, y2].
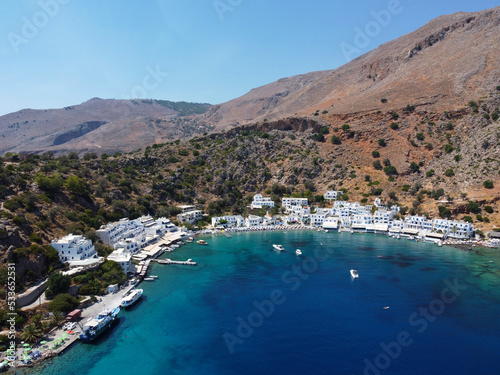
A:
[197, 240, 208, 245]
[272, 244, 285, 252]
[120, 289, 143, 308]
[143, 277, 155, 281]
[296, 249, 302, 255]
[79, 307, 120, 342]
[350, 269, 359, 279]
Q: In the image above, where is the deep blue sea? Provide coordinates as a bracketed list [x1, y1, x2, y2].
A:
[25, 231, 500, 375]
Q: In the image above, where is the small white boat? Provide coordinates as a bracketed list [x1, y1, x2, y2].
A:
[350, 269, 359, 279]
[296, 249, 302, 255]
[143, 277, 155, 281]
[149, 275, 159, 279]
[272, 244, 285, 252]
[197, 240, 208, 245]
[324, 229, 329, 233]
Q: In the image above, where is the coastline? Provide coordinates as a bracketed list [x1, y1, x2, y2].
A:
[6, 224, 498, 372]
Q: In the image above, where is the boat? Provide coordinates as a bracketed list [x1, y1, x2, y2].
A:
[324, 229, 329, 233]
[149, 275, 159, 279]
[296, 249, 302, 255]
[350, 269, 359, 279]
[272, 244, 285, 252]
[197, 240, 208, 245]
[143, 277, 155, 281]
[79, 307, 120, 342]
[120, 289, 143, 308]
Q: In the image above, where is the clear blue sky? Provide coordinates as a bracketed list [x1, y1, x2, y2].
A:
[0, 0, 497, 115]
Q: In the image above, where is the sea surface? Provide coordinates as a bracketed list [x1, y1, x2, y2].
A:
[25, 231, 500, 375]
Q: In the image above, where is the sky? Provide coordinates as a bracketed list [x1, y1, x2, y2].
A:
[0, 0, 498, 116]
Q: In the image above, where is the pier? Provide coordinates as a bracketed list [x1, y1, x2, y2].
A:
[152, 258, 197, 266]
[223, 232, 231, 238]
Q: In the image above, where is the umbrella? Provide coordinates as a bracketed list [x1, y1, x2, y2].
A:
[23, 343, 30, 347]
[40, 340, 47, 344]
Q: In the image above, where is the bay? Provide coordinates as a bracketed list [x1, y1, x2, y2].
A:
[26, 231, 500, 375]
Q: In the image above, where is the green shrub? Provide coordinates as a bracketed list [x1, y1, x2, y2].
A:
[463, 216, 473, 223]
[444, 168, 455, 177]
[48, 294, 79, 313]
[381, 98, 387, 103]
[371, 151, 380, 158]
[402, 185, 410, 192]
[384, 165, 398, 176]
[444, 144, 455, 153]
[484, 206, 494, 214]
[45, 272, 71, 298]
[426, 169, 435, 178]
[331, 135, 341, 145]
[467, 201, 481, 213]
[372, 160, 382, 170]
[483, 180, 494, 189]
[425, 143, 433, 150]
[341, 124, 350, 131]
[378, 139, 386, 147]
[468, 101, 479, 112]
[390, 122, 399, 130]
[391, 112, 399, 120]
[410, 162, 420, 173]
[415, 133, 425, 141]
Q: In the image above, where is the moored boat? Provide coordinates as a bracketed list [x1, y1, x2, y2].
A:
[296, 249, 302, 255]
[350, 269, 359, 279]
[79, 307, 120, 342]
[197, 240, 208, 245]
[120, 289, 143, 308]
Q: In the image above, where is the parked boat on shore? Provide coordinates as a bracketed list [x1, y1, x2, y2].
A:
[79, 307, 120, 342]
[120, 289, 143, 308]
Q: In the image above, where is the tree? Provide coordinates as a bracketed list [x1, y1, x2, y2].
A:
[20, 323, 42, 343]
[65, 175, 89, 196]
[45, 272, 71, 298]
[467, 201, 481, 213]
[371, 150, 380, 158]
[372, 160, 382, 170]
[378, 139, 386, 147]
[35, 173, 63, 195]
[331, 135, 341, 145]
[48, 293, 79, 313]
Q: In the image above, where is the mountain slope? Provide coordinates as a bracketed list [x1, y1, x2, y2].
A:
[201, 6, 500, 129]
[0, 98, 212, 155]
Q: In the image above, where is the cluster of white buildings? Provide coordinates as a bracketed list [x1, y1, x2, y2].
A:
[52, 215, 181, 274]
[212, 195, 475, 241]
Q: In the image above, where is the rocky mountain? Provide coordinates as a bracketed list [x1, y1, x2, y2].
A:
[0, 98, 212, 156]
[201, 6, 500, 129]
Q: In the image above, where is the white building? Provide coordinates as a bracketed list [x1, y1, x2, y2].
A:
[324, 190, 341, 201]
[310, 212, 327, 226]
[51, 234, 98, 264]
[176, 205, 203, 225]
[282, 197, 309, 207]
[251, 194, 275, 209]
[107, 248, 132, 274]
[404, 215, 433, 231]
[212, 215, 245, 228]
[374, 209, 395, 224]
[245, 215, 263, 227]
[432, 219, 474, 239]
[351, 214, 374, 231]
[114, 238, 141, 254]
[322, 216, 340, 230]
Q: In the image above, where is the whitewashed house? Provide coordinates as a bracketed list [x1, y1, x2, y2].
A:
[107, 248, 132, 274]
[245, 215, 263, 227]
[324, 190, 341, 201]
[176, 205, 203, 225]
[282, 197, 309, 208]
[211, 215, 245, 228]
[51, 234, 98, 265]
[251, 194, 275, 209]
[322, 216, 340, 230]
[374, 209, 395, 224]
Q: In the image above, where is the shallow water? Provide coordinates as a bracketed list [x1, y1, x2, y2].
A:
[25, 231, 500, 375]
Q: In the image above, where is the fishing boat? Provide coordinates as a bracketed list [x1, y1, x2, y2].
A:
[79, 307, 120, 342]
[350, 269, 359, 279]
[120, 289, 143, 308]
[197, 240, 208, 245]
[272, 244, 285, 252]
[296, 249, 302, 255]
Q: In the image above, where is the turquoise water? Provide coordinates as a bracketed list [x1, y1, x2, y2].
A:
[26, 231, 500, 375]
